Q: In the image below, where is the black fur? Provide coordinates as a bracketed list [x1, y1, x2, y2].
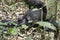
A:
[23, 0, 44, 9]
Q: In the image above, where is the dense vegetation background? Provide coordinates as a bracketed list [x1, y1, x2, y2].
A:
[0, 0, 60, 40]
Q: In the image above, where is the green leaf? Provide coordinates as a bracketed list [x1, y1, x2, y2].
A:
[36, 21, 56, 31]
[37, 26, 41, 32]
[22, 24, 28, 30]
[25, 37, 33, 40]
[10, 21, 17, 26]
[8, 28, 12, 33]
[8, 27, 18, 35]
[0, 22, 8, 25]
[13, 4, 17, 11]
[0, 26, 5, 32]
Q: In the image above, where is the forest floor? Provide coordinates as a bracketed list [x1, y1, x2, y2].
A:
[0, 0, 60, 40]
